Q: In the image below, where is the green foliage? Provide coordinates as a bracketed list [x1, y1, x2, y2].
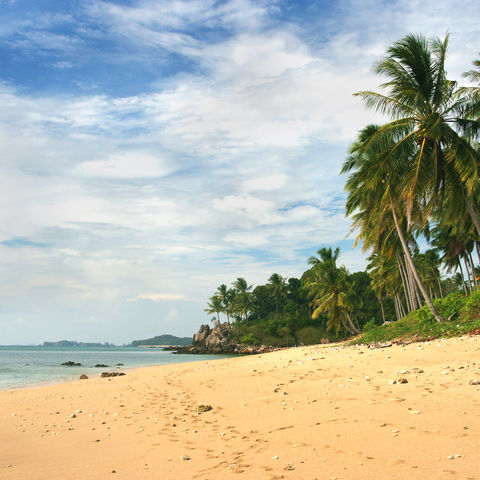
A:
[295, 326, 335, 345]
[463, 289, 480, 320]
[353, 291, 480, 344]
[240, 333, 260, 345]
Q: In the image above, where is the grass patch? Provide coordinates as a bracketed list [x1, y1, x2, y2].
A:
[352, 290, 480, 345]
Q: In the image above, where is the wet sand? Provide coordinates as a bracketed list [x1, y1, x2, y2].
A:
[1, 336, 480, 479]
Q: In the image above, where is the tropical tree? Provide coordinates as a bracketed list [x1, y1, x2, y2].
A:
[414, 249, 443, 299]
[267, 273, 288, 314]
[231, 277, 252, 322]
[464, 55, 480, 85]
[355, 34, 480, 236]
[306, 247, 361, 335]
[204, 295, 223, 324]
[216, 284, 234, 323]
[343, 123, 444, 321]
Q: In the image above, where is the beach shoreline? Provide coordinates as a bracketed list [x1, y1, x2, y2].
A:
[1, 336, 479, 479]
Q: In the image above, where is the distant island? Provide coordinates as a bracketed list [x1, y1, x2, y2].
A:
[42, 340, 114, 347]
[129, 335, 192, 347]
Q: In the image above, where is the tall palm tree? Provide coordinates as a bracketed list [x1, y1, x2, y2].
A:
[343, 124, 444, 322]
[356, 34, 480, 236]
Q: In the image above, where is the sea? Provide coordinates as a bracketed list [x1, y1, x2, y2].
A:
[0, 345, 228, 391]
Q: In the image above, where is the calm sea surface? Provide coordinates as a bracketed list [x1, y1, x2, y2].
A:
[0, 346, 229, 390]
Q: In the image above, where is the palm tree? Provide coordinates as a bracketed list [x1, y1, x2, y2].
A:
[414, 249, 443, 298]
[306, 248, 361, 335]
[343, 124, 444, 322]
[267, 273, 288, 314]
[204, 295, 223, 324]
[216, 284, 234, 323]
[356, 34, 480, 237]
[232, 277, 252, 322]
[464, 55, 480, 85]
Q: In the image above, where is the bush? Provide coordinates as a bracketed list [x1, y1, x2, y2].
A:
[295, 326, 324, 345]
[461, 289, 480, 321]
[241, 333, 260, 345]
[363, 319, 380, 332]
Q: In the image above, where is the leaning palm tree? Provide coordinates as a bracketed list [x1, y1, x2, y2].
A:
[343, 124, 444, 321]
[356, 33, 480, 236]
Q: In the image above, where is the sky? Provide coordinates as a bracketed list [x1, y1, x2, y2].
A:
[1, 0, 479, 344]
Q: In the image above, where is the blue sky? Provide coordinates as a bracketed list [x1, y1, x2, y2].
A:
[1, 0, 479, 344]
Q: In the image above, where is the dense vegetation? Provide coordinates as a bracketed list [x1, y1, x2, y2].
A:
[205, 34, 480, 346]
[129, 335, 193, 346]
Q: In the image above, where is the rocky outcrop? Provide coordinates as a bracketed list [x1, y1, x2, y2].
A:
[165, 322, 281, 355]
[193, 323, 234, 353]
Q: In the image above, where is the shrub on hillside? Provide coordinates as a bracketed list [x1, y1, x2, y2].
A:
[295, 326, 325, 345]
[241, 333, 260, 345]
[461, 289, 480, 321]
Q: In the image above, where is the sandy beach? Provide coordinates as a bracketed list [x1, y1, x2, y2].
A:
[1, 336, 480, 480]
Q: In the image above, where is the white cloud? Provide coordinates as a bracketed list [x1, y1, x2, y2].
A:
[78, 151, 174, 178]
[2, 0, 480, 343]
[243, 173, 286, 192]
[126, 293, 186, 302]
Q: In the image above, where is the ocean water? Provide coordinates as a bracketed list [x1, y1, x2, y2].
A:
[0, 346, 229, 390]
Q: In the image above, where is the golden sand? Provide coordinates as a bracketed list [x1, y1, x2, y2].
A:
[1, 336, 480, 479]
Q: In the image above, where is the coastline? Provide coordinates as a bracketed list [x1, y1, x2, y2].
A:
[0, 346, 230, 391]
[1, 336, 480, 479]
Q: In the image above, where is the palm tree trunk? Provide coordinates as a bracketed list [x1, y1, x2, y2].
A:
[437, 277, 444, 298]
[389, 193, 444, 322]
[464, 195, 480, 237]
[345, 312, 360, 334]
[458, 261, 469, 295]
[464, 256, 473, 293]
[469, 252, 477, 288]
[409, 260, 422, 307]
[397, 253, 413, 312]
[393, 295, 400, 321]
[379, 296, 386, 323]
[398, 295, 407, 318]
[404, 256, 419, 310]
